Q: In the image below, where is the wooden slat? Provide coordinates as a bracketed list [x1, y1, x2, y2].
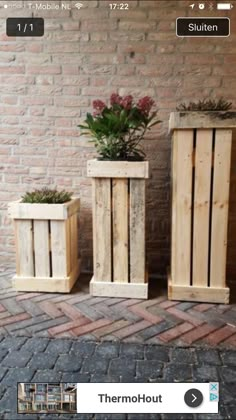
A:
[169, 111, 236, 132]
[50, 220, 67, 277]
[34, 220, 50, 277]
[66, 218, 71, 276]
[8, 198, 79, 220]
[168, 278, 229, 304]
[13, 258, 81, 293]
[192, 129, 213, 286]
[70, 214, 78, 272]
[112, 178, 128, 283]
[15, 220, 34, 277]
[90, 276, 148, 299]
[172, 129, 193, 285]
[210, 129, 232, 287]
[92, 178, 111, 282]
[171, 131, 177, 284]
[130, 179, 145, 283]
[87, 159, 149, 178]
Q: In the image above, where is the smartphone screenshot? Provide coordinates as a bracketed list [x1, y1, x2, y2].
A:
[0, 1, 235, 419]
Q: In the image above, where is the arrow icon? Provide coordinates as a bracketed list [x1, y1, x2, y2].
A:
[189, 3, 195, 8]
[192, 394, 197, 403]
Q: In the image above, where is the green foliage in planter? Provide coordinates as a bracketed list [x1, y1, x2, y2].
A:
[78, 93, 161, 160]
[176, 97, 232, 112]
[21, 188, 73, 204]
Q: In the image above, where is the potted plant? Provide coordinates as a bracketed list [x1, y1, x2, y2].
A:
[8, 188, 80, 293]
[79, 93, 161, 299]
[169, 98, 236, 304]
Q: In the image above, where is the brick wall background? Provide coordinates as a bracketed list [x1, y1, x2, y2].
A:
[0, 0, 236, 279]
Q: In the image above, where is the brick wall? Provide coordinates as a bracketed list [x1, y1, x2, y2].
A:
[0, 0, 236, 279]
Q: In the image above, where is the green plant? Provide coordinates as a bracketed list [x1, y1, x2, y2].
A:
[78, 93, 161, 160]
[176, 97, 232, 112]
[21, 188, 73, 204]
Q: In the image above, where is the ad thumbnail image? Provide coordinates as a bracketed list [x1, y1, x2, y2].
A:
[17, 382, 77, 414]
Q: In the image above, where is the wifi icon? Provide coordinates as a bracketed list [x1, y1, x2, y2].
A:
[75, 2, 83, 9]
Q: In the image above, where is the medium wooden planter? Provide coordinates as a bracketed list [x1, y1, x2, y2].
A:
[169, 111, 236, 304]
[87, 159, 149, 299]
[8, 198, 80, 293]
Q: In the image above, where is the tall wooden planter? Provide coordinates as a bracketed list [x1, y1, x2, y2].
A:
[87, 159, 149, 299]
[169, 111, 236, 304]
[8, 198, 81, 293]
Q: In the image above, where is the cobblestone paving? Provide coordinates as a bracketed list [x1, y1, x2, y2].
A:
[1, 268, 236, 347]
[0, 337, 235, 419]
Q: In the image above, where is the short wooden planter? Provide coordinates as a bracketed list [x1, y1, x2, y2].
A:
[87, 159, 149, 299]
[169, 111, 236, 304]
[8, 198, 81, 293]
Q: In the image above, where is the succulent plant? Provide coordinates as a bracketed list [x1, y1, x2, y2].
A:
[21, 188, 73, 204]
[176, 97, 232, 112]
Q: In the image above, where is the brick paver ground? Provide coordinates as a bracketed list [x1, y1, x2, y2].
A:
[0, 267, 236, 347]
[0, 337, 235, 419]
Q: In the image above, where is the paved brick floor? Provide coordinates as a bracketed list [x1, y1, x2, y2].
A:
[0, 337, 235, 419]
[1, 267, 236, 347]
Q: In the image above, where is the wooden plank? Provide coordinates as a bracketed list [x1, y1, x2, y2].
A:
[192, 129, 213, 286]
[90, 276, 148, 299]
[112, 178, 129, 283]
[70, 214, 78, 272]
[130, 179, 145, 283]
[15, 220, 34, 277]
[171, 131, 177, 284]
[168, 278, 229, 304]
[34, 220, 50, 277]
[169, 111, 236, 132]
[87, 160, 149, 178]
[210, 129, 232, 288]
[92, 178, 111, 282]
[50, 220, 67, 277]
[65, 218, 71, 276]
[13, 258, 81, 293]
[172, 129, 193, 285]
[8, 198, 79, 220]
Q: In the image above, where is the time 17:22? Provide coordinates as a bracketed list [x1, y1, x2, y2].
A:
[109, 3, 129, 9]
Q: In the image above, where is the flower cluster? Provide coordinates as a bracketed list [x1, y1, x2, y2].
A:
[92, 99, 106, 116]
[79, 92, 160, 160]
[110, 93, 133, 110]
[137, 96, 155, 115]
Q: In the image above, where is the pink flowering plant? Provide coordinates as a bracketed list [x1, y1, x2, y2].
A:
[78, 93, 161, 160]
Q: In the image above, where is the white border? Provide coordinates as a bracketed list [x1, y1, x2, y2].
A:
[176, 17, 230, 37]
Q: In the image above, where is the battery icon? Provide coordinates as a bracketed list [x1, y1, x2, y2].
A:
[217, 3, 233, 9]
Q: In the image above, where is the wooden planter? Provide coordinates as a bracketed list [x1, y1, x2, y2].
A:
[169, 111, 236, 304]
[8, 198, 80, 293]
[87, 159, 149, 299]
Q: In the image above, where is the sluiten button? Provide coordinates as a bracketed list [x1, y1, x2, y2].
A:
[176, 17, 230, 37]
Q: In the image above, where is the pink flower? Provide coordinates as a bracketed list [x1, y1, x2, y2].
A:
[110, 93, 122, 106]
[92, 99, 106, 115]
[121, 95, 133, 110]
[137, 96, 155, 115]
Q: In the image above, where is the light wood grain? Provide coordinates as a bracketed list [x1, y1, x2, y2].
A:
[50, 220, 67, 277]
[87, 159, 149, 178]
[8, 198, 80, 220]
[90, 276, 148, 299]
[13, 259, 81, 293]
[130, 179, 145, 283]
[169, 111, 236, 132]
[173, 129, 193, 285]
[112, 178, 129, 283]
[192, 129, 212, 286]
[210, 129, 232, 287]
[15, 220, 34, 277]
[168, 276, 229, 304]
[34, 220, 50, 277]
[92, 178, 111, 282]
